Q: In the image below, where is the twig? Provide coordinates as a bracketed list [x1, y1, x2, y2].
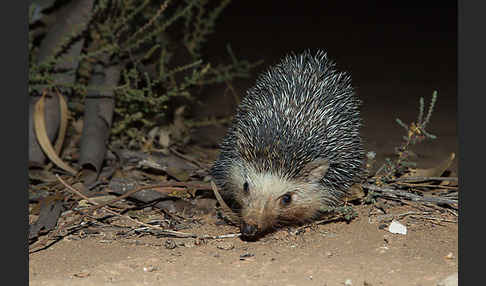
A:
[87, 180, 211, 212]
[211, 181, 240, 224]
[57, 176, 94, 202]
[362, 183, 458, 206]
[445, 208, 458, 217]
[199, 233, 241, 239]
[394, 182, 458, 190]
[126, 2, 169, 43]
[56, 175, 201, 238]
[134, 226, 241, 239]
[409, 215, 457, 223]
[56, 175, 239, 240]
[369, 211, 430, 223]
[391, 176, 458, 182]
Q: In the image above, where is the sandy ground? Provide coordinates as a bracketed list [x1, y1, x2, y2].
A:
[29, 205, 457, 286]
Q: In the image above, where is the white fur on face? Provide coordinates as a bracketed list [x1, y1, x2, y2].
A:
[249, 171, 294, 198]
[230, 163, 294, 198]
[229, 163, 323, 231]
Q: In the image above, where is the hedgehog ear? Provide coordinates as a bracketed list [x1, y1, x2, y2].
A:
[301, 158, 330, 183]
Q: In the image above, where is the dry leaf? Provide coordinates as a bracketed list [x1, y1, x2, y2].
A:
[53, 90, 69, 155]
[34, 91, 77, 175]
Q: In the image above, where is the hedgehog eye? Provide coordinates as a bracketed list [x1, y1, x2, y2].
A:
[243, 182, 249, 194]
[280, 193, 293, 206]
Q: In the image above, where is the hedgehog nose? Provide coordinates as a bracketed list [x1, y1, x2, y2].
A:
[240, 222, 258, 237]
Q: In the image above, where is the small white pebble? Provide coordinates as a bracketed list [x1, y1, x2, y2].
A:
[388, 220, 407, 235]
[344, 278, 353, 285]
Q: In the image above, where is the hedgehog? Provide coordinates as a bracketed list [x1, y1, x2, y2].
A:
[210, 50, 364, 238]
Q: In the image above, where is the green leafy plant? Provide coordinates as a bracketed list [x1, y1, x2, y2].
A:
[29, 0, 260, 144]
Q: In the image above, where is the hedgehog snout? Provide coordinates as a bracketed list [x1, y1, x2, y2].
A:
[240, 222, 258, 237]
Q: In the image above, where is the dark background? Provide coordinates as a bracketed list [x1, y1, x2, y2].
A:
[208, 1, 456, 85]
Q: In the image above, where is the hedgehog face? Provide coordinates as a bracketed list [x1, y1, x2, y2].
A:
[229, 161, 330, 237]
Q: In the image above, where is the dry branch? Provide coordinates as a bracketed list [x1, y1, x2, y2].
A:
[56, 175, 200, 238]
[390, 176, 458, 183]
[362, 183, 458, 207]
[55, 175, 237, 240]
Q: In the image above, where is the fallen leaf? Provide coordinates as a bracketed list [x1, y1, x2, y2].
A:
[53, 90, 69, 156]
[34, 91, 77, 175]
[29, 198, 64, 239]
